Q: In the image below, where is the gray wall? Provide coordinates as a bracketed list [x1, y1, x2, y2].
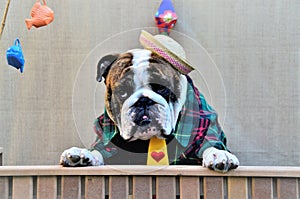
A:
[0, 0, 299, 166]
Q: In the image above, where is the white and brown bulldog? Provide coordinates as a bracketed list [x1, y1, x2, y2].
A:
[60, 31, 239, 172]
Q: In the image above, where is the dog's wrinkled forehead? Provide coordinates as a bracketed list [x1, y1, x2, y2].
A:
[106, 49, 181, 88]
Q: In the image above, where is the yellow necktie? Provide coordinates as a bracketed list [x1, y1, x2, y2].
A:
[147, 137, 169, 165]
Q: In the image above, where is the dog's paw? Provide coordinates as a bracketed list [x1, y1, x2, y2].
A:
[202, 147, 239, 173]
[60, 147, 104, 167]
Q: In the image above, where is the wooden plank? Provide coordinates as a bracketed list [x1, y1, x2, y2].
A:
[0, 166, 300, 177]
[252, 177, 272, 199]
[109, 176, 128, 199]
[85, 176, 105, 199]
[61, 176, 81, 199]
[37, 176, 57, 199]
[227, 177, 248, 199]
[12, 176, 33, 199]
[180, 176, 200, 199]
[133, 176, 152, 199]
[203, 177, 224, 199]
[277, 178, 298, 199]
[156, 177, 176, 199]
[0, 177, 9, 199]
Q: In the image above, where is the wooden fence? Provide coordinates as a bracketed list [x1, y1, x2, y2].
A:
[0, 165, 299, 199]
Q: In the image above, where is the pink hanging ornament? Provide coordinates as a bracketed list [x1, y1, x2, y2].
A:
[155, 0, 177, 35]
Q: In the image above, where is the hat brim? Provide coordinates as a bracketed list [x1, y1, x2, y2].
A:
[139, 30, 195, 75]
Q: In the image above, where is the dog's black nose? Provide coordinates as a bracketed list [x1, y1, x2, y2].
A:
[133, 97, 155, 126]
[134, 97, 155, 107]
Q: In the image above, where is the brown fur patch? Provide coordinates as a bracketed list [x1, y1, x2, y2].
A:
[105, 52, 133, 120]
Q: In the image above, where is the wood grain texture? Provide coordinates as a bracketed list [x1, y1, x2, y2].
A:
[85, 176, 105, 199]
[0, 166, 299, 177]
[109, 176, 129, 199]
[133, 176, 152, 199]
[0, 177, 9, 199]
[252, 177, 273, 199]
[227, 177, 248, 199]
[0, 166, 298, 199]
[12, 176, 33, 199]
[203, 177, 224, 199]
[277, 178, 298, 199]
[61, 176, 81, 199]
[37, 176, 57, 199]
[156, 177, 176, 199]
[180, 176, 200, 199]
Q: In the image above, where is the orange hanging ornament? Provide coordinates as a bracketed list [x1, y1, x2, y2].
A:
[25, 0, 54, 30]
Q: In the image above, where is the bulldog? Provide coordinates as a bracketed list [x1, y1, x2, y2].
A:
[60, 32, 239, 172]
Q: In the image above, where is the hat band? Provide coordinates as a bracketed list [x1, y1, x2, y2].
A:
[140, 35, 191, 74]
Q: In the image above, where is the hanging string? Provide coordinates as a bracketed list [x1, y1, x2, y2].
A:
[0, 0, 11, 40]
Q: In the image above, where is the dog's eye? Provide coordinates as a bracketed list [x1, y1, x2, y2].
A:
[151, 83, 168, 94]
[150, 83, 178, 102]
[113, 84, 131, 100]
[116, 88, 128, 99]
[120, 91, 127, 98]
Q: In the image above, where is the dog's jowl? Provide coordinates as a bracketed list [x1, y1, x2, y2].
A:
[60, 31, 239, 172]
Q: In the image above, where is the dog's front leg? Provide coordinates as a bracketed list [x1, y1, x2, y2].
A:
[202, 147, 239, 172]
[60, 147, 104, 167]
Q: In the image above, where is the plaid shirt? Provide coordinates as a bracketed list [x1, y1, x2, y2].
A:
[89, 76, 229, 165]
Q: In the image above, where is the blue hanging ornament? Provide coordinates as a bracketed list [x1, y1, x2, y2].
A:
[6, 38, 25, 73]
[155, 0, 177, 35]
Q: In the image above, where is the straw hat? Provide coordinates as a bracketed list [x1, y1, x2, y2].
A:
[139, 30, 195, 74]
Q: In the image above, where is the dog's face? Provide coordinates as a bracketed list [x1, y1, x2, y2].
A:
[97, 49, 187, 141]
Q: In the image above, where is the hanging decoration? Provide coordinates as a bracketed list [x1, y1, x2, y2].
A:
[0, 0, 11, 40]
[155, 0, 177, 35]
[6, 38, 25, 73]
[25, 0, 54, 30]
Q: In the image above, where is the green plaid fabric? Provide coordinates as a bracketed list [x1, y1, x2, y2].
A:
[89, 76, 229, 164]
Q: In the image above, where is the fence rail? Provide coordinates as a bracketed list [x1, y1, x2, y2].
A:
[0, 165, 299, 199]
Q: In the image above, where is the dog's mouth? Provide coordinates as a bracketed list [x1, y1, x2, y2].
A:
[128, 126, 166, 141]
[134, 114, 152, 126]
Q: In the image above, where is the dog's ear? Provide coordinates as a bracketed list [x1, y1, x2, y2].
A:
[96, 54, 118, 82]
